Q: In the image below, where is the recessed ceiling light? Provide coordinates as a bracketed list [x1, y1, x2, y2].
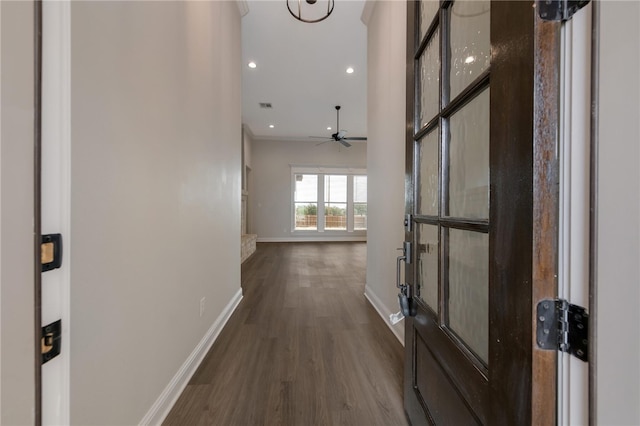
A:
[327, 127, 332, 130]
[248, 61, 257, 69]
[464, 56, 475, 64]
[269, 124, 275, 128]
[346, 67, 354, 74]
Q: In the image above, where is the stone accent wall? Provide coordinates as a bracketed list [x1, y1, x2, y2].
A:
[241, 234, 257, 263]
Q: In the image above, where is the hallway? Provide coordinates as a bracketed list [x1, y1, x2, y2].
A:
[163, 242, 408, 425]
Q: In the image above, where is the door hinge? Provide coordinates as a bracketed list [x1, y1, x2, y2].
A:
[41, 233, 63, 272]
[536, 299, 588, 362]
[41, 320, 62, 364]
[537, 0, 590, 21]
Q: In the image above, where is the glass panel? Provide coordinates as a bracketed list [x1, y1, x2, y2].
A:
[447, 228, 488, 363]
[420, 0, 439, 41]
[448, 87, 489, 219]
[294, 174, 317, 202]
[354, 175, 367, 230]
[354, 175, 367, 203]
[418, 27, 440, 129]
[417, 224, 439, 310]
[325, 203, 346, 230]
[324, 175, 347, 203]
[294, 174, 318, 230]
[418, 128, 439, 215]
[354, 204, 367, 230]
[325, 175, 347, 230]
[449, 0, 490, 101]
[295, 203, 317, 230]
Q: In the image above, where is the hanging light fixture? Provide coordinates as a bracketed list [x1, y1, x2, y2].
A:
[287, 0, 334, 23]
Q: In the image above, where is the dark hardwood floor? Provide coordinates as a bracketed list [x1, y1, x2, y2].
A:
[163, 242, 408, 426]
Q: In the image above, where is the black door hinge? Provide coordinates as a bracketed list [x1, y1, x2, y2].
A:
[537, 299, 589, 362]
[41, 319, 62, 364]
[537, 0, 590, 21]
[41, 233, 63, 272]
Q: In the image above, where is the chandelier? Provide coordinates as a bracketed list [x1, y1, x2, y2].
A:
[287, 0, 334, 23]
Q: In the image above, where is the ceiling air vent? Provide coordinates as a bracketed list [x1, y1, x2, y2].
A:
[259, 102, 273, 109]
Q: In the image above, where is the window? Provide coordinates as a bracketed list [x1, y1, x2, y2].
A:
[294, 174, 318, 230]
[354, 175, 367, 230]
[324, 175, 347, 230]
[292, 168, 366, 233]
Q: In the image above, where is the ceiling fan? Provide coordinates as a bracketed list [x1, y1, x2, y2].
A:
[310, 105, 367, 148]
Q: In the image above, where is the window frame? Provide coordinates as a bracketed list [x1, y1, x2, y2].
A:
[291, 166, 367, 235]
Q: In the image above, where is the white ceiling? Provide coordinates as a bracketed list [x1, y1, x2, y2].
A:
[241, 0, 368, 142]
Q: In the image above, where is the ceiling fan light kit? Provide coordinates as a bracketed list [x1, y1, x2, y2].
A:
[287, 0, 334, 23]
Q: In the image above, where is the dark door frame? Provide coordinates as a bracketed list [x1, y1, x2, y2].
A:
[34, 0, 43, 424]
[531, 11, 562, 425]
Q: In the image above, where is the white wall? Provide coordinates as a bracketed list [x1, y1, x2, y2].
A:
[69, 2, 242, 424]
[249, 139, 366, 241]
[362, 0, 407, 344]
[596, 1, 640, 424]
[0, 1, 36, 424]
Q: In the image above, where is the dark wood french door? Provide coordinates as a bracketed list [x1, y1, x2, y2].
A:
[403, 1, 560, 424]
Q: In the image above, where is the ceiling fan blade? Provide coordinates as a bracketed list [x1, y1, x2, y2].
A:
[343, 137, 367, 141]
[309, 136, 330, 139]
[315, 140, 332, 146]
[339, 140, 352, 148]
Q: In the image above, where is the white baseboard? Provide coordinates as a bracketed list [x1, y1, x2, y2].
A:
[257, 236, 367, 243]
[139, 288, 243, 426]
[364, 286, 405, 346]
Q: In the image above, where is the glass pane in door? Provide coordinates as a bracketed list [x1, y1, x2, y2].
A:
[448, 87, 489, 219]
[418, 128, 439, 216]
[417, 224, 439, 311]
[418, 28, 440, 128]
[449, 0, 490, 101]
[447, 228, 488, 363]
[419, 0, 439, 41]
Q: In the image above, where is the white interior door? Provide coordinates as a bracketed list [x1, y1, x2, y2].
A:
[41, 1, 71, 424]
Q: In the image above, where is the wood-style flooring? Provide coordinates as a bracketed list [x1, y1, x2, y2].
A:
[163, 242, 408, 426]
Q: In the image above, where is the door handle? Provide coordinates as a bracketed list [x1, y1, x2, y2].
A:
[396, 240, 412, 288]
[396, 244, 416, 317]
[396, 252, 406, 289]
